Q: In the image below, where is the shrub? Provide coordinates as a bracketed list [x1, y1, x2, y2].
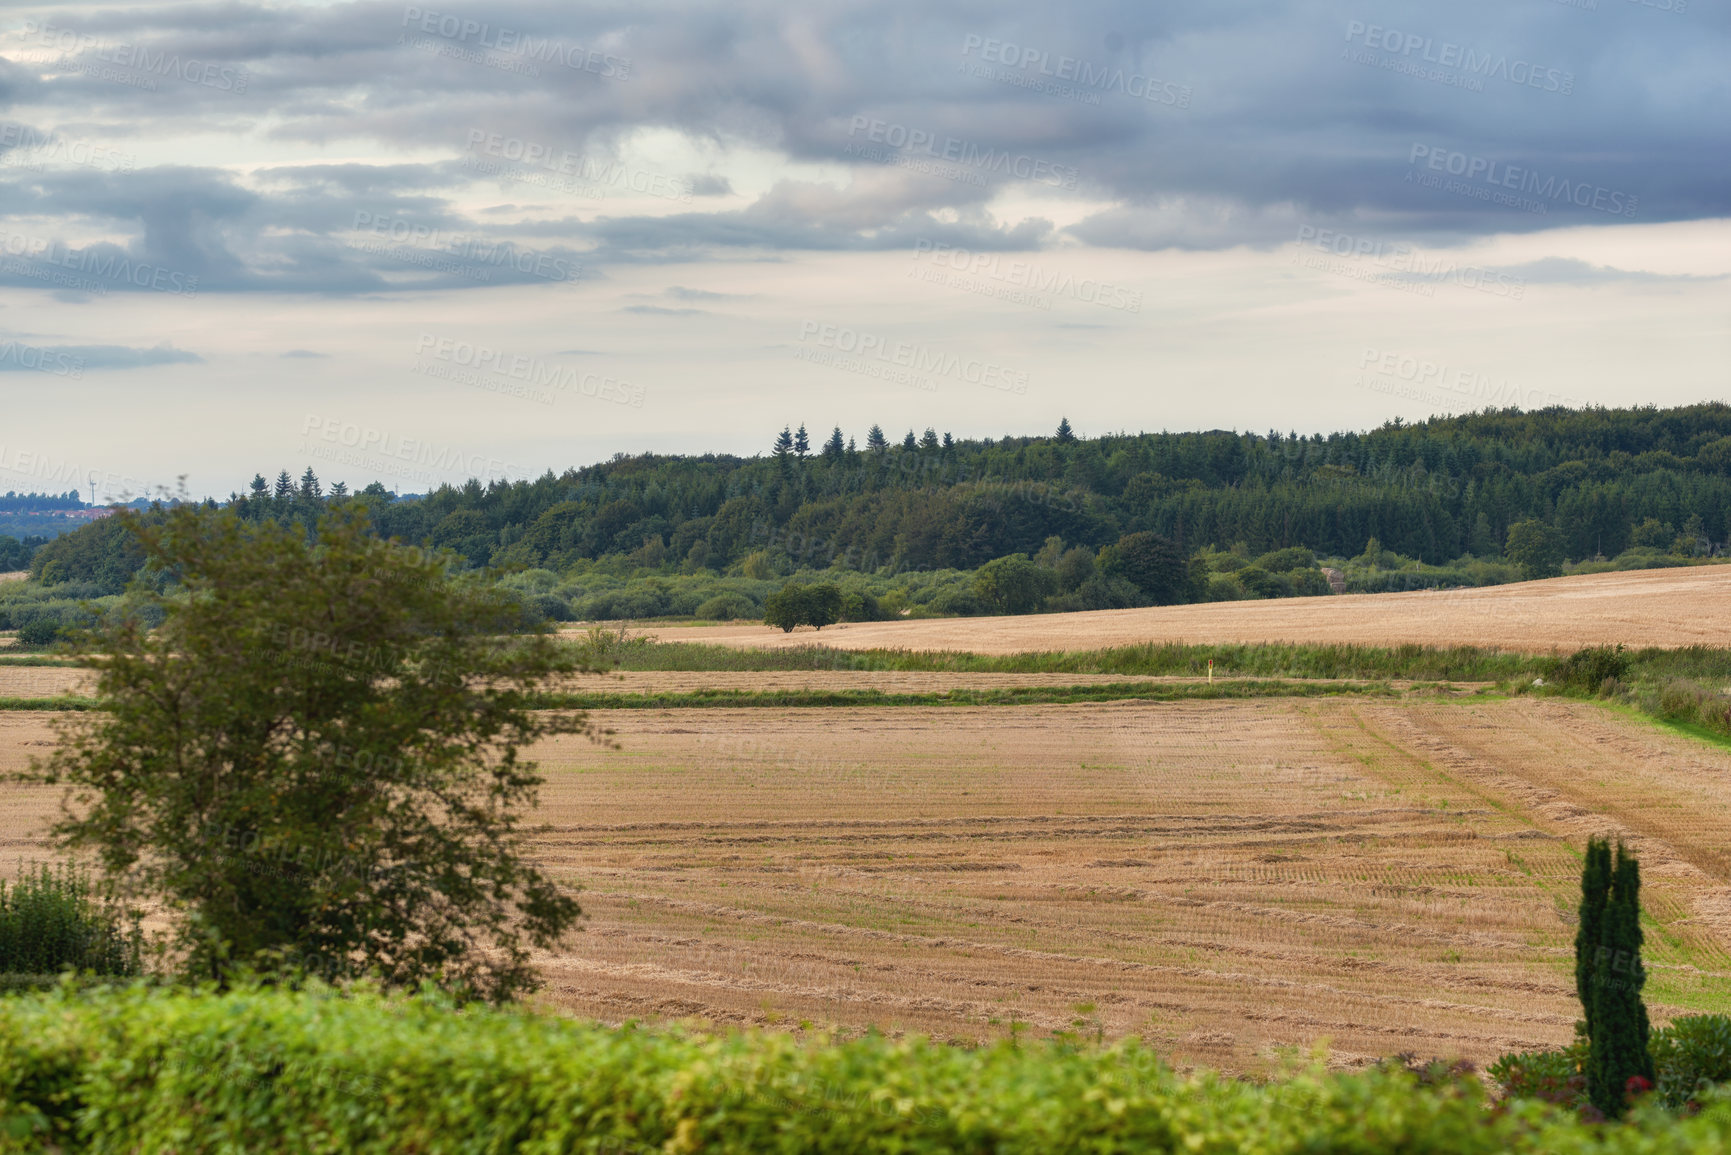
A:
[14, 617, 61, 647]
[1253, 547, 1315, 573]
[0, 862, 140, 977]
[1552, 645, 1632, 694]
[1653, 1015, 1731, 1111]
[695, 592, 757, 620]
[1489, 1035, 1587, 1107]
[9, 984, 1731, 1153]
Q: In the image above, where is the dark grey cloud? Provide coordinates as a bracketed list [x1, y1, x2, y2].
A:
[0, 0, 1720, 292]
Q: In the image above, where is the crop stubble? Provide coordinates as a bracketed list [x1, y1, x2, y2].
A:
[0, 693, 1725, 1074]
[635, 566, 1731, 655]
[518, 697, 1731, 1072]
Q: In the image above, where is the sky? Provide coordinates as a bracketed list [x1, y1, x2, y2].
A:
[0, 0, 1726, 501]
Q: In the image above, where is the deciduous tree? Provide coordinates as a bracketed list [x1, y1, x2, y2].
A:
[27, 505, 602, 1002]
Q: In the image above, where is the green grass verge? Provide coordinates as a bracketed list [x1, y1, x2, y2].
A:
[587, 639, 1535, 680]
[1, 982, 1726, 1153]
[528, 679, 1412, 710]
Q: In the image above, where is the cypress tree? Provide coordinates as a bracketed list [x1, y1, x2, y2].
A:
[1585, 841, 1654, 1118]
[1575, 837, 1611, 1022]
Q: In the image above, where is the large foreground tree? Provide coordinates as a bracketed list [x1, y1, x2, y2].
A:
[28, 504, 601, 1002]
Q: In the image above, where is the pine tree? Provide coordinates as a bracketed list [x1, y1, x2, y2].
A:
[865, 425, 887, 454]
[794, 424, 811, 460]
[329, 481, 349, 499]
[822, 427, 845, 460]
[299, 467, 322, 502]
[248, 475, 269, 499]
[1587, 842, 1654, 1117]
[772, 427, 794, 475]
[942, 432, 954, 450]
[1056, 417, 1075, 443]
[920, 428, 939, 452]
[273, 471, 295, 501]
[901, 430, 917, 451]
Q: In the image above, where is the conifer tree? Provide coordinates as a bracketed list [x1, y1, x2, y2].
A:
[794, 424, 811, 459]
[942, 432, 954, 450]
[901, 430, 917, 451]
[1056, 417, 1075, 443]
[329, 481, 349, 499]
[273, 471, 295, 501]
[1576, 838, 1612, 1019]
[920, 428, 939, 451]
[299, 467, 322, 502]
[865, 425, 887, 453]
[1586, 842, 1654, 1117]
[248, 475, 269, 499]
[822, 427, 845, 460]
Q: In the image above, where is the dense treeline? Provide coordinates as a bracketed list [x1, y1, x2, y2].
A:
[17, 406, 1731, 604]
[232, 406, 1731, 574]
[0, 491, 84, 513]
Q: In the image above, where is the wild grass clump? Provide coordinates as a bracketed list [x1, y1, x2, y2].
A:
[0, 862, 141, 979]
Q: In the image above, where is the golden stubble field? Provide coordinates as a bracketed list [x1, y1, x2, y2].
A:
[7, 691, 1725, 1074]
[634, 565, 1731, 654]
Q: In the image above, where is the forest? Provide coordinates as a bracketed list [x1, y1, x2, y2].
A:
[5, 404, 1731, 625]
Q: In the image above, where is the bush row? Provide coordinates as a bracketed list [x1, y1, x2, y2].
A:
[3, 984, 1731, 1153]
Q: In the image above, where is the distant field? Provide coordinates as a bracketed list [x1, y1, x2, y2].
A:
[631, 566, 1731, 655]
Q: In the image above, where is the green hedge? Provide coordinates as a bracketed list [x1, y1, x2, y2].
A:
[4, 985, 1731, 1153]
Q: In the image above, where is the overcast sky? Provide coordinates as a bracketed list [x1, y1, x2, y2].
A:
[0, 0, 1726, 500]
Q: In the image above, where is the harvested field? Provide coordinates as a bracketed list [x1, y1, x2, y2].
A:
[0, 666, 1471, 703]
[632, 565, 1731, 655]
[4, 695, 1726, 1073]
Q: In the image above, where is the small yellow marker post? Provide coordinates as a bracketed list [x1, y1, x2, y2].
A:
[1207, 659, 1213, 685]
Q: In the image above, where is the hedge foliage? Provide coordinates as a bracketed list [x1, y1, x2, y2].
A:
[4, 984, 1731, 1153]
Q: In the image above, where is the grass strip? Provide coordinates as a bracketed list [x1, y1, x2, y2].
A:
[585, 639, 1543, 680]
[1, 681, 1415, 713]
[0, 696, 95, 710]
[527, 679, 1407, 709]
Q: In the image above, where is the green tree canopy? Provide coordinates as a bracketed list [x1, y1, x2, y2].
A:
[27, 505, 602, 1002]
[1505, 518, 1567, 580]
[973, 554, 1057, 615]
